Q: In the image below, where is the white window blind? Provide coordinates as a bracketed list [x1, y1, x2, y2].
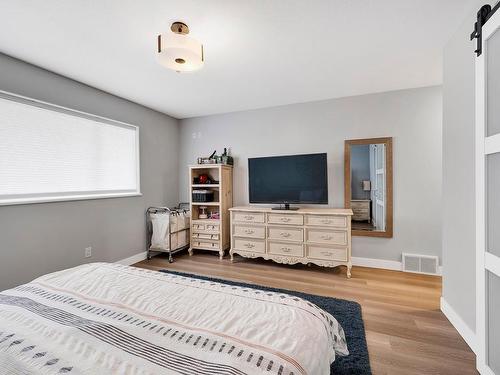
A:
[0, 92, 141, 205]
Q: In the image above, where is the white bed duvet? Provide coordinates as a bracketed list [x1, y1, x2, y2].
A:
[0, 263, 348, 375]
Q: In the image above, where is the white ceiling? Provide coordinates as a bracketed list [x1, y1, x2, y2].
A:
[0, 0, 476, 119]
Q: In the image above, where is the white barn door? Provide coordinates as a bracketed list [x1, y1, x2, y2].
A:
[476, 6, 500, 375]
[370, 144, 386, 231]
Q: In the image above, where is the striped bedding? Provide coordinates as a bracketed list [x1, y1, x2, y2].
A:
[0, 263, 348, 375]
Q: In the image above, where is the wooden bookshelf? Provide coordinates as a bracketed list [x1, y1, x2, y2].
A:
[188, 164, 233, 259]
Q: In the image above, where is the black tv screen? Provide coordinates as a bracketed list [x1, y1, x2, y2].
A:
[248, 153, 328, 204]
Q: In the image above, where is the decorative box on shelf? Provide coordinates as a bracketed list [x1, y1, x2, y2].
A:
[192, 189, 215, 202]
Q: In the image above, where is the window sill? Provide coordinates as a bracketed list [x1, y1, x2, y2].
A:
[0, 192, 143, 206]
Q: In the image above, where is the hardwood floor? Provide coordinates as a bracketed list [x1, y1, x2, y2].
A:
[134, 252, 477, 375]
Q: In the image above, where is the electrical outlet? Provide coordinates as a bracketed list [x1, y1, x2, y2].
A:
[85, 246, 92, 258]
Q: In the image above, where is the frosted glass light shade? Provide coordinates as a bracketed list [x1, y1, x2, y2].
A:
[157, 32, 204, 72]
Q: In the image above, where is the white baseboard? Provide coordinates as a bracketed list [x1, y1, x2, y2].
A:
[352, 256, 442, 275]
[116, 252, 439, 273]
[440, 297, 477, 354]
[116, 251, 148, 266]
[352, 256, 402, 271]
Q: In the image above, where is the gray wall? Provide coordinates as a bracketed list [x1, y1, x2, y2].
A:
[442, 1, 483, 333]
[350, 144, 370, 200]
[0, 53, 180, 290]
[179, 86, 443, 262]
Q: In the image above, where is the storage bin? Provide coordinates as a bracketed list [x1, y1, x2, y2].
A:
[192, 189, 215, 202]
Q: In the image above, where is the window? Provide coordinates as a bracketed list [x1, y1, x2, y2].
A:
[0, 91, 141, 205]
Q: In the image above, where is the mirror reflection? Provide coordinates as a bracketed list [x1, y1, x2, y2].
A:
[350, 144, 386, 231]
[345, 137, 392, 237]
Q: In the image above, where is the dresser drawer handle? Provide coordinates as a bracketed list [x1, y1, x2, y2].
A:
[244, 215, 254, 220]
[244, 243, 255, 249]
[280, 217, 291, 222]
[280, 247, 292, 253]
[244, 229, 255, 234]
[321, 251, 333, 257]
[280, 232, 291, 238]
[321, 219, 332, 224]
[320, 235, 333, 240]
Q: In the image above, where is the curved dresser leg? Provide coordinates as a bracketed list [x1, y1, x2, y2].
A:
[347, 265, 352, 279]
[230, 250, 234, 262]
[188, 247, 193, 256]
[219, 250, 225, 260]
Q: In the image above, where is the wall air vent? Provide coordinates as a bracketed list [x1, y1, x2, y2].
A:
[402, 253, 439, 275]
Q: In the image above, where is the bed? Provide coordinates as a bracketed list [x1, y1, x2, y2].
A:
[0, 263, 348, 374]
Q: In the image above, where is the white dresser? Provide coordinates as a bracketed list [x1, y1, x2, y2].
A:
[229, 206, 353, 278]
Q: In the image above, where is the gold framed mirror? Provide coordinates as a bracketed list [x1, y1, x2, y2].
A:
[344, 137, 393, 238]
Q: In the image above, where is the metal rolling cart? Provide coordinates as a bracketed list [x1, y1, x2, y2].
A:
[146, 204, 190, 263]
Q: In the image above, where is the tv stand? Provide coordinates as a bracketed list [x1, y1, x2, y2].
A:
[272, 203, 299, 211]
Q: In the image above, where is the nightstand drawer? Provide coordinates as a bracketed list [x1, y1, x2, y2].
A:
[268, 214, 303, 225]
[233, 212, 265, 224]
[305, 215, 347, 228]
[233, 225, 265, 239]
[233, 238, 265, 253]
[307, 245, 348, 262]
[306, 228, 347, 246]
[268, 227, 303, 242]
[268, 241, 303, 257]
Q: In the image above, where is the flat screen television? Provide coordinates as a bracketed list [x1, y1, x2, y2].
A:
[248, 153, 328, 209]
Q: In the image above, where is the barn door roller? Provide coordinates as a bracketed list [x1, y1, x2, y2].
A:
[471, 3, 500, 56]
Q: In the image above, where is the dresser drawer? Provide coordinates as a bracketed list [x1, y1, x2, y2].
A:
[192, 223, 219, 232]
[192, 223, 206, 231]
[268, 241, 303, 257]
[233, 212, 265, 224]
[351, 201, 369, 208]
[268, 214, 303, 225]
[193, 233, 219, 240]
[307, 245, 348, 262]
[233, 238, 266, 253]
[353, 214, 369, 220]
[306, 228, 347, 246]
[192, 240, 219, 249]
[206, 224, 219, 232]
[268, 226, 303, 242]
[233, 225, 266, 239]
[305, 215, 347, 228]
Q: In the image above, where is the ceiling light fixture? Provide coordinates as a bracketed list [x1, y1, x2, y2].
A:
[157, 22, 204, 72]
